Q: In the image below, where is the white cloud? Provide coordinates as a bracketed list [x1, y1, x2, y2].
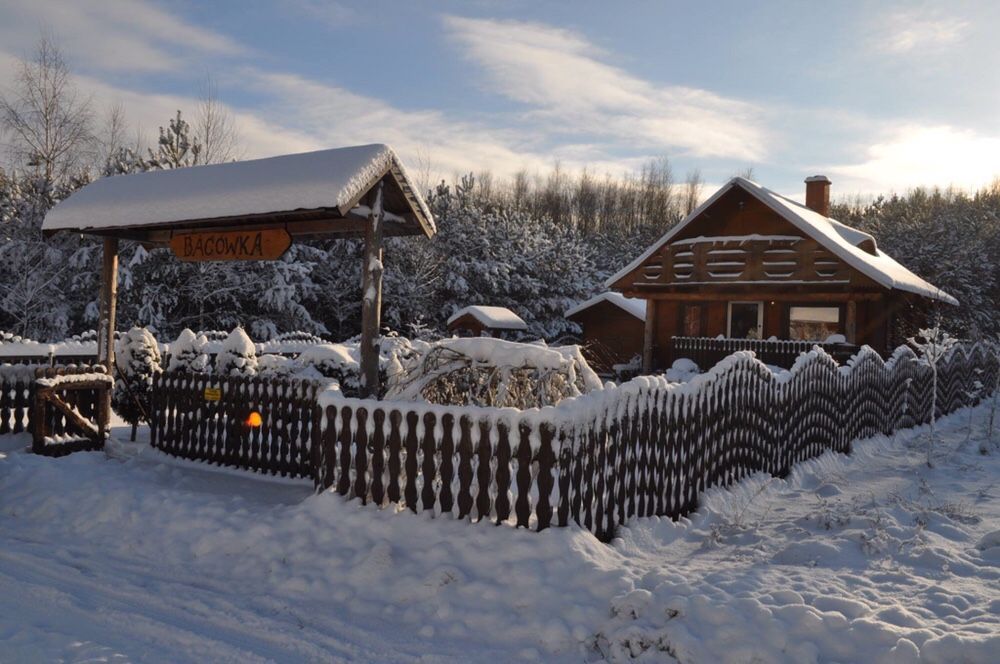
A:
[240, 69, 563, 179]
[0, 0, 246, 72]
[442, 15, 768, 162]
[826, 124, 1000, 193]
[873, 9, 969, 55]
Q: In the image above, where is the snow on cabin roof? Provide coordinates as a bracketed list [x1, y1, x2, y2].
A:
[446, 306, 528, 330]
[565, 292, 647, 322]
[42, 143, 434, 236]
[607, 177, 957, 305]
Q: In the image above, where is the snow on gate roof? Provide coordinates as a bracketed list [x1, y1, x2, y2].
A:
[565, 292, 647, 321]
[42, 144, 435, 241]
[607, 177, 957, 305]
[446, 306, 528, 330]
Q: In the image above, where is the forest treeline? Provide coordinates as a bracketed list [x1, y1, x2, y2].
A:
[1, 40, 998, 343]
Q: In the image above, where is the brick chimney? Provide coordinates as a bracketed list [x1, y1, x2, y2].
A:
[804, 175, 831, 217]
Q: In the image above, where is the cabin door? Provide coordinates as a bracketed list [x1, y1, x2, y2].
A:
[727, 301, 763, 339]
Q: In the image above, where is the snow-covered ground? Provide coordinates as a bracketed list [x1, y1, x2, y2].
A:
[1, 403, 998, 662]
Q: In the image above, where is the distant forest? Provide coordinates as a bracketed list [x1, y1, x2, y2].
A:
[2, 40, 998, 344]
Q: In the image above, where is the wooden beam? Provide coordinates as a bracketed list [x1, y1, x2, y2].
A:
[642, 298, 657, 374]
[359, 181, 385, 399]
[97, 237, 119, 434]
[845, 300, 858, 344]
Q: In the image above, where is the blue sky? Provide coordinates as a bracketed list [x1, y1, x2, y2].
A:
[1, 0, 999, 200]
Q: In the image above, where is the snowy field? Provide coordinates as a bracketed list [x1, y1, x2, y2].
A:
[1, 404, 998, 663]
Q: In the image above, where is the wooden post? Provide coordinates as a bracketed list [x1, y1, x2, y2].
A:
[359, 181, 385, 399]
[845, 300, 857, 344]
[642, 298, 658, 375]
[97, 237, 119, 434]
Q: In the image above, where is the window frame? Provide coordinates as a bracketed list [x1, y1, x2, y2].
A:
[726, 300, 764, 339]
[783, 302, 846, 341]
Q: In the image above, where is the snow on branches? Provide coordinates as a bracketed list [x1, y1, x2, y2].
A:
[384, 337, 602, 408]
[908, 326, 958, 466]
[112, 326, 162, 440]
[215, 327, 258, 376]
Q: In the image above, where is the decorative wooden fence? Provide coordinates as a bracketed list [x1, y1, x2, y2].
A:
[32, 366, 112, 456]
[0, 364, 41, 435]
[669, 336, 858, 370]
[145, 344, 997, 542]
[313, 344, 996, 541]
[1, 364, 109, 455]
[150, 372, 322, 478]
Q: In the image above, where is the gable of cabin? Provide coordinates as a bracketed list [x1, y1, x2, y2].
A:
[611, 185, 884, 297]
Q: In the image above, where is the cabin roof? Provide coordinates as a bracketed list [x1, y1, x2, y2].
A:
[607, 176, 957, 305]
[565, 292, 647, 322]
[446, 306, 528, 330]
[42, 143, 434, 240]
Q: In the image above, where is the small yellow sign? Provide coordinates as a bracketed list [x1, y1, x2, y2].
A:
[204, 387, 222, 402]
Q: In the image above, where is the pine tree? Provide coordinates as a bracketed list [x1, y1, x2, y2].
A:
[112, 326, 162, 440]
[215, 326, 258, 376]
[146, 110, 202, 170]
[166, 328, 208, 372]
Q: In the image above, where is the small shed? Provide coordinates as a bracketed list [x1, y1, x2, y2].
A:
[566, 293, 646, 374]
[446, 306, 527, 338]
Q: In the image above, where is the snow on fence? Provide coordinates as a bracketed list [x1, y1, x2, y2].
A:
[0, 364, 107, 450]
[149, 372, 322, 478]
[146, 344, 997, 542]
[669, 336, 858, 370]
[311, 344, 996, 541]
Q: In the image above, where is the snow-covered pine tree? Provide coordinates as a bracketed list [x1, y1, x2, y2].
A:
[112, 326, 162, 441]
[166, 328, 208, 372]
[146, 110, 202, 170]
[215, 326, 258, 376]
[908, 326, 958, 467]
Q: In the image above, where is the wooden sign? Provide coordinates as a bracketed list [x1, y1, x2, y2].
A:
[203, 387, 222, 402]
[170, 229, 291, 262]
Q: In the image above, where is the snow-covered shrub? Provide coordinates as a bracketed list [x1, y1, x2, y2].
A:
[112, 326, 162, 440]
[384, 337, 602, 408]
[665, 358, 700, 383]
[215, 327, 258, 376]
[295, 343, 377, 397]
[256, 354, 297, 379]
[166, 328, 208, 373]
[908, 326, 958, 466]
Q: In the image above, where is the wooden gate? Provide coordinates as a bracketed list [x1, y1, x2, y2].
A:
[32, 366, 113, 456]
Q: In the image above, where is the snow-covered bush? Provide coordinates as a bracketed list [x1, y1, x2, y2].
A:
[112, 326, 162, 440]
[295, 343, 376, 397]
[214, 327, 258, 376]
[908, 326, 958, 466]
[256, 354, 297, 379]
[384, 337, 602, 408]
[166, 328, 208, 373]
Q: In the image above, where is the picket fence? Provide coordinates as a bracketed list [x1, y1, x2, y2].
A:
[149, 344, 997, 541]
[149, 372, 322, 478]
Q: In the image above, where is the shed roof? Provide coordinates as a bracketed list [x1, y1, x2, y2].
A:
[447, 306, 528, 331]
[608, 177, 957, 305]
[565, 292, 647, 322]
[42, 143, 434, 242]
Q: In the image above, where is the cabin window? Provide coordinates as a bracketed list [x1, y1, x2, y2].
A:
[727, 301, 763, 339]
[682, 304, 703, 336]
[788, 306, 841, 341]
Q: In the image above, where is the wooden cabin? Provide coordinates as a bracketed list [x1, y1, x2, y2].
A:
[565, 292, 646, 374]
[608, 176, 957, 372]
[446, 305, 528, 338]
